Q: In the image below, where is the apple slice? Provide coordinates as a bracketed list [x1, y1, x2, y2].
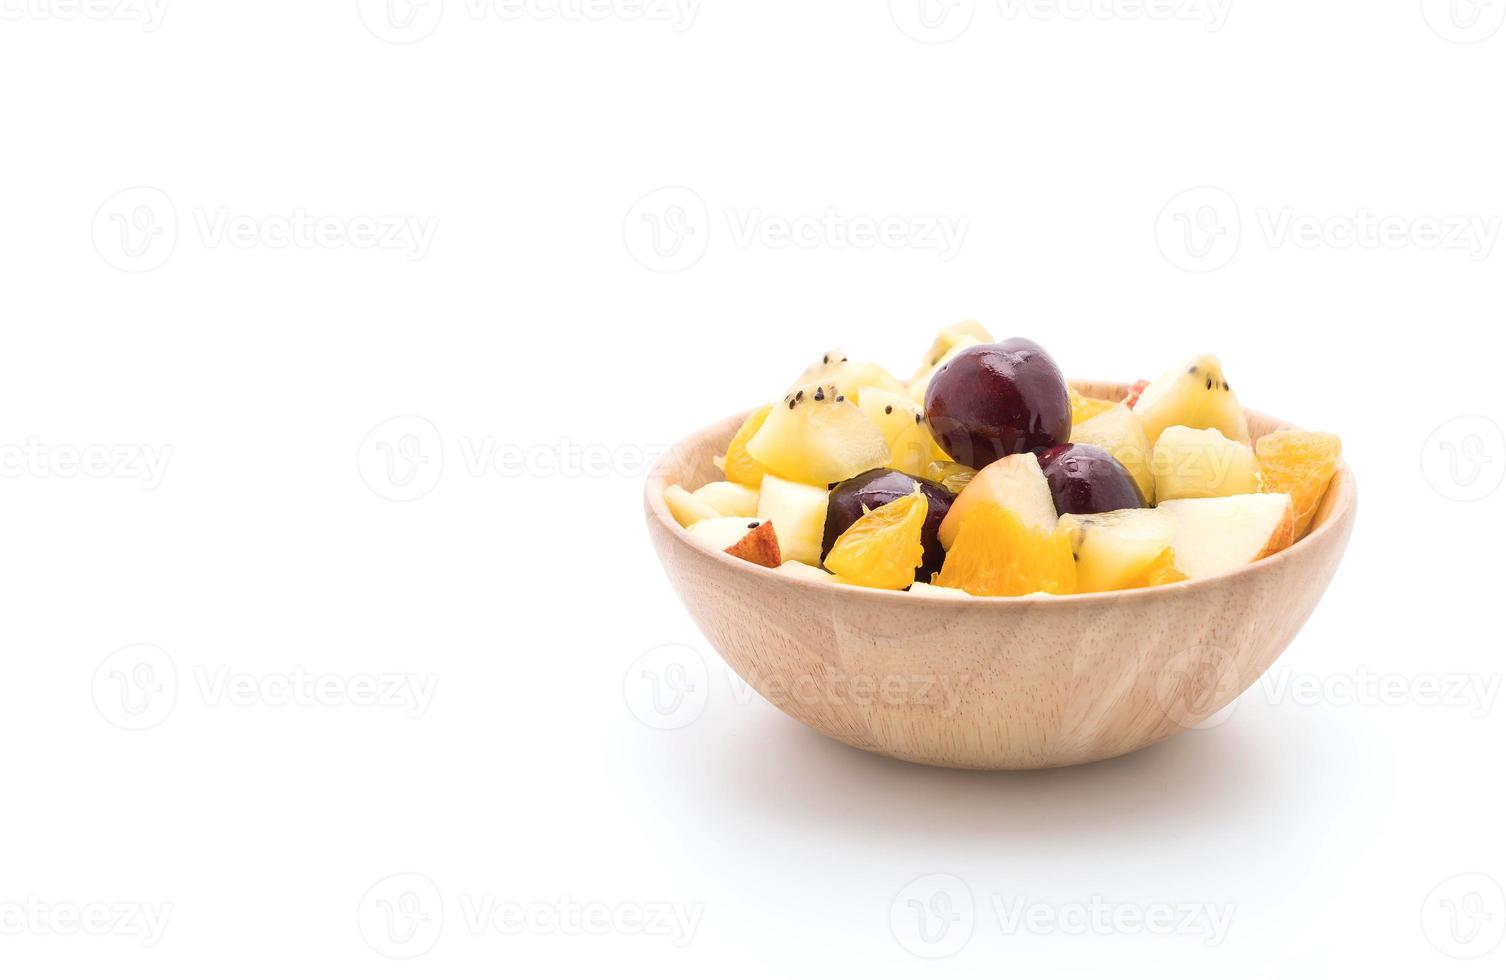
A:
[1058, 508, 1175, 593]
[756, 474, 829, 566]
[1151, 425, 1259, 501]
[1132, 354, 1251, 446]
[664, 484, 720, 528]
[1070, 405, 1155, 504]
[687, 516, 763, 550]
[724, 520, 781, 567]
[1155, 493, 1295, 579]
[692, 480, 760, 517]
[937, 451, 1057, 551]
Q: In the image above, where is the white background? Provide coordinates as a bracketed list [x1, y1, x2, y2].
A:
[2, 0, 1504, 976]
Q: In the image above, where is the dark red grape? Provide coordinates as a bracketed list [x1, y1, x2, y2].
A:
[822, 468, 954, 580]
[1036, 443, 1145, 515]
[924, 339, 1071, 468]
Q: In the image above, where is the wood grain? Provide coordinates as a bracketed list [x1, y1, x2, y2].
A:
[644, 381, 1358, 770]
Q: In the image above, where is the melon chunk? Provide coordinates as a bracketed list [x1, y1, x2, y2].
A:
[756, 475, 829, 566]
[691, 480, 760, 517]
[1151, 426, 1259, 501]
[664, 484, 719, 528]
[1155, 493, 1295, 579]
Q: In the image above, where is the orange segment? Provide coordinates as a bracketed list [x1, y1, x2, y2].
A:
[1124, 548, 1188, 588]
[933, 502, 1077, 596]
[1256, 430, 1341, 539]
[716, 404, 773, 487]
[823, 488, 928, 590]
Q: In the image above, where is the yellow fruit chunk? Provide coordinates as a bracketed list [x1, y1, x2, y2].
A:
[716, 405, 773, 487]
[925, 460, 977, 495]
[664, 484, 719, 528]
[823, 489, 929, 590]
[1256, 430, 1342, 539]
[1124, 548, 1188, 589]
[1070, 388, 1118, 426]
[746, 385, 890, 486]
[934, 502, 1077, 597]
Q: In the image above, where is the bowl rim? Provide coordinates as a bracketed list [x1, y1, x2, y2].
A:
[645, 384, 1356, 606]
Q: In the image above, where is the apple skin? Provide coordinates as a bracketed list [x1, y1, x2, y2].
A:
[923, 338, 1072, 469]
[1035, 443, 1146, 515]
[822, 468, 954, 580]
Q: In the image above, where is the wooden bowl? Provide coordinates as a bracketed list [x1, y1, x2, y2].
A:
[644, 381, 1357, 770]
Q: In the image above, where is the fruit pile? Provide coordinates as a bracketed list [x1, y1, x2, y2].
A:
[664, 322, 1342, 597]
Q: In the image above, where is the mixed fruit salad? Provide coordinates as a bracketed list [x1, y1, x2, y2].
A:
[663, 322, 1342, 597]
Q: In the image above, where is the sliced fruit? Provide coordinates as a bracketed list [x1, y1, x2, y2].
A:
[796, 350, 907, 401]
[823, 489, 929, 590]
[1132, 355, 1251, 446]
[691, 480, 760, 517]
[1256, 430, 1342, 538]
[664, 484, 720, 528]
[908, 321, 993, 403]
[746, 383, 890, 486]
[775, 560, 838, 582]
[1070, 388, 1118, 426]
[688, 516, 768, 551]
[925, 460, 977, 496]
[724, 520, 781, 568]
[933, 502, 1077, 597]
[937, 451, 1057, 551]
[823, 469, 953, 581]
[908, 582, 970, 597]
[1058, 508, 1175, 593]
[1070, 404, 1155, 504]
[858, 387, 924, 447]
[1124, 548, 1188, 588]
[1037, 443, 1146, 515]
[1155, 493, 1295, 579]
[913, 319, 993, 382]
[715, 404, 773, 487]
[923, 339, 1072, 469]
[756, 474, 829, 566]
[1151, 425, 1259, 501]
